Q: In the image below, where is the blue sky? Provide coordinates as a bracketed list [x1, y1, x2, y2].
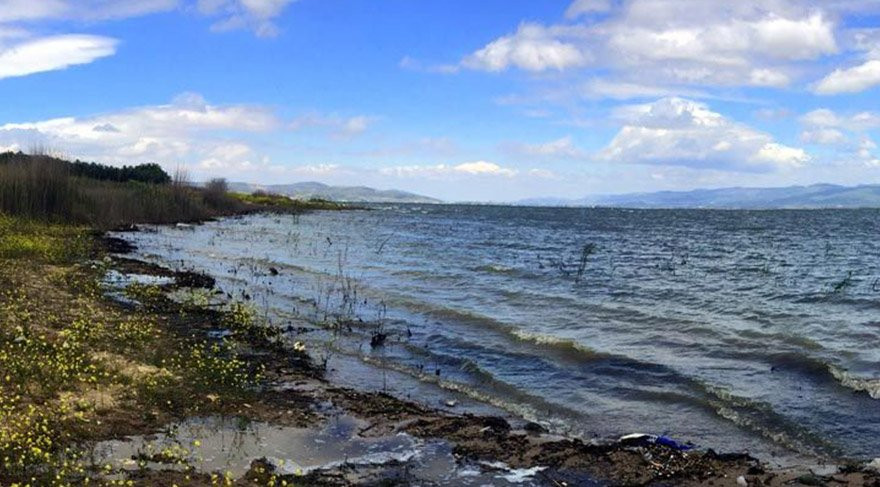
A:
[1, 0, 880, 201]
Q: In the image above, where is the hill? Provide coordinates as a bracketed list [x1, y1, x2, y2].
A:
[519, 184, 880, 209]
[227, 181, 441, 203]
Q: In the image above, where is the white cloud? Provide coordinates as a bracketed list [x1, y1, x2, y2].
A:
[797, 107, 880, 163]
[509, 136, 586, 160]
[197, 0, 296, 37]
[358, 137, 460, 158]
[448, 0, 844, 93]
[0, 93, 279, 171]
[72, 0, 179, 21]
[0, 0, 178, 22]
[600, 97, 809, 170]
[462, 23, 589, 72]
[753, 107, 793, 120]
[581, 79, 708, 100]
[813, 59, 880, 94]
[380, 161, 518, 178]
[800, 107, 880, 131]
[288, 163, 341, 176]
[800, 128, 847, 145]
[289, 113, 376, 138]
[0, 1, 67, 22]
[528, 168, 558, 179]
[801, 108, 841, 127]
[751, 13, 837, 60]
[603, 11, 834, 86]
[0, 143, 21, 153]
[565, 0, 612, 19]
[199, 142, 255, 170]
[455, 160, 516, 176]
[0, 34, 117, 80]
[749, 68, 791, 87]
[0, 1, 181, 81]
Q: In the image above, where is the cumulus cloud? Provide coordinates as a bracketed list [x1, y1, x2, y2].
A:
[462, 23, 589, 72]
[800, 107, 880, 131]
[0, 35, 117, 80]
[601, 9, 835, 87]
[197, 0, 297, 37]
[813, 59, 880, 94]
[600, 97, 809, 170]
[448, 0, 847, 95]
[800, 128, 846, 145]
[798, 107, 880, 162]
[0, 93, 279, 171]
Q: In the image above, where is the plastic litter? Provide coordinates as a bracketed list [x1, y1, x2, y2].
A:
[618, 433, 696, 451]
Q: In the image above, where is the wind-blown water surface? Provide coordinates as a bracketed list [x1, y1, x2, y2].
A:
[117, 206, 880, 464]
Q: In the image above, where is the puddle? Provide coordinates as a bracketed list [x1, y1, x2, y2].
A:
[93, 414, 559, 485]
[103, 269, 175, 288]
[100, 269, 176, 306]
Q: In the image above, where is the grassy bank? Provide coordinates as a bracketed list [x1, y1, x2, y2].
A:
[0, 214, 289, 485]
[0, 153, 347, 485]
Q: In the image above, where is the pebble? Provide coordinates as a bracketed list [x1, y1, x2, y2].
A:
[736, 475, 748, 486]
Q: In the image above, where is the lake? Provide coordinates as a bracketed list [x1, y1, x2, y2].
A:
[116, 205, 880, 464]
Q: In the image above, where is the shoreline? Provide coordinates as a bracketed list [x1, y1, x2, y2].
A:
[1, 211, 877, 485]
[100, 221, 879, 486]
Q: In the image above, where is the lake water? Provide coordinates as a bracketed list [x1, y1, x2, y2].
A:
[116, 206, 880, 464]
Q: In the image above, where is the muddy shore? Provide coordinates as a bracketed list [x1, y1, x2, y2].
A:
[98, 231, 880, 486]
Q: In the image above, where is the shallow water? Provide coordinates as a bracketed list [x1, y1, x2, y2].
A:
[94, 414, 557, 485]
[115, 206, 880, 464]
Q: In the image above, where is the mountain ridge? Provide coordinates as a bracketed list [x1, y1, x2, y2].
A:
[226, 181, 441, 204]
[518, 183, 880, 209]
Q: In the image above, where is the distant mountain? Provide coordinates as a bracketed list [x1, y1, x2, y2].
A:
[519, 184, 880, 209]
[227, 181, 442, 204]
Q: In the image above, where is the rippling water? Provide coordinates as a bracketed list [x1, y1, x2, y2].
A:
[117, 206, 880, 464]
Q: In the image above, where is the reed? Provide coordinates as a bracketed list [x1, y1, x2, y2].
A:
[0, 152, 245, 228]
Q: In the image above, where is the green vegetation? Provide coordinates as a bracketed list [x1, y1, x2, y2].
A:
[231, 190, 349, 211]
[0, 214, 90, 263]
[0, 152, 350, 229]
[0, 152, 237, 227]
[0, 152, 340, 485]
[0, 152, 171, 185]
[0, 213, 313, 485]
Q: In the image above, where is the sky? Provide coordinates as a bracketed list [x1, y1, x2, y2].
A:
[1, 0, 880, 202]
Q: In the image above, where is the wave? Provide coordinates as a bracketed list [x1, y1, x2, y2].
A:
[828, 366, 880, 399]
[509, 330, 608, 361]
[470, 264, 518, 275]
[357, 353, 582, 431]
[700, 383, 842, 458]
[765, 352, 880, 401]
